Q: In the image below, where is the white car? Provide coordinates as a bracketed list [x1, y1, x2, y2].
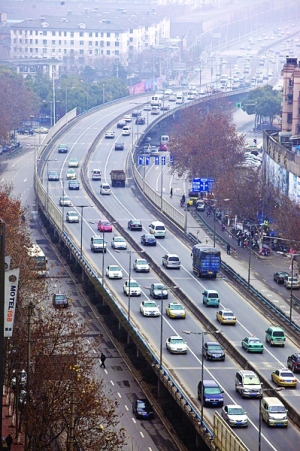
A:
[66, 211, 79, 223]
[66, 169, 76, 180]
[105, 130, 115, 139]
[68, 158, 79, 168]
[111, 237, 127, 250]
[123, 280, 141, 296]
[166, 336, 188, 354]
[143, 104, 151, 111]
[106, 265, 123, 279]
[100, 183, 111, 195]
[221, 405, 248, 427]
[59, 196, 72, 207]
[123, 114, 132, 122]
[140, 300, 160, 317]
[133, 258, 150, 273]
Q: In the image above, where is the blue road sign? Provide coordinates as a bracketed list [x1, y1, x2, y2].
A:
[169, 155, 174, 165]
[146, 156, 150, 165]
[138, 156, 144, 165]
[192, 177, 215, 193]
[155, 156, 160, 165]
[161, 156, 166, 165]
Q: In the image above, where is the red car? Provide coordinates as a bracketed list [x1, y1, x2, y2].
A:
[98, 220, 113, 232]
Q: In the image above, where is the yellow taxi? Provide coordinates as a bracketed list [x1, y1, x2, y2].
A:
[166, 301, 186, 319]
[216, 309, 237, 325]
[271, 368, 297, 387]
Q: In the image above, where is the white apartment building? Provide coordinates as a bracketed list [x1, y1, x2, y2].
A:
[9, 13, 170, 75]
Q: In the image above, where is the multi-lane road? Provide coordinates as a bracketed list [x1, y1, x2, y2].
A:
[37, 86, 300, 451]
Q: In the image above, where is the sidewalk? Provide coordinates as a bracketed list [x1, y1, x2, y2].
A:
[2, 392, 24, 451]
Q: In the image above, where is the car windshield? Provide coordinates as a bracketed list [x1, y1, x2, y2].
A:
[129, 282, 139, 287]
[269, 406, 286, 413]
[207, 344, 222, 350]
[115, 237, 124, 242]
[156, 226, 164, 230]
[109, 266, 120, 271]
[170, 305, 183, 310]
[137, 260, 147, 265]
[137, 401, 148, 408]
[281, 372, 293, 377]
[155, 285, 166, 290]
[249, 339, 261, 344]
[169, 257, 179, 261]
[69, 213, 77, 216]
[55, 295, 65, 301]
[244, 376, 260, 385]
[223, 312, 234, 317]
[208, 293, 218, 298]
[144, 302, 157, 308]
[228, 407, 244, 415]
[204, 387, 221, 394]
[145, 235, 153, 239]
[170, 339, 184, 344]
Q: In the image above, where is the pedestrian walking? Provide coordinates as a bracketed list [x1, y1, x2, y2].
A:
[227, 244, 231, 255]
[5, 434, 13, 451]
[100, 352, 106, 368]
[237, 237, 241, 247]
[170, 188, 173, 198]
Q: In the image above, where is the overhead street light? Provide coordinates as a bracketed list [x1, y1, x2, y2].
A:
[182, 329, 221, 422]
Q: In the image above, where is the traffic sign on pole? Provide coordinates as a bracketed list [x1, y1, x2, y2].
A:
[192, 177, 215, 193]
[138, 156, 144, 165]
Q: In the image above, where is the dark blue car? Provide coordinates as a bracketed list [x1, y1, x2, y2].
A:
[141, 234, 156, 246]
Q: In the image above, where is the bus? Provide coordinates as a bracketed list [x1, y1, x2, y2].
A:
[27, 244, 48, 277]
[192, 245, 221, 278]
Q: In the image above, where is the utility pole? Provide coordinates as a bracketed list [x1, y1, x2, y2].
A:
[68, 389, 75, 451]
[25, 302, 35, 450]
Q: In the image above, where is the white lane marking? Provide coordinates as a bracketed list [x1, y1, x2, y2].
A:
[24, 178, 27, 182]
[93, 349, 96, 354]
[110, 380, 114, 386]
[87, 339, 90, 344]
[118, 393, 121, 398]
[140, 432, 144, 438]
[132, 418, 136, 424]
[125, 405, 129, 411]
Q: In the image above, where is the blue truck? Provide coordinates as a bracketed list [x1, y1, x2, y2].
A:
[192, 245, 221, 278]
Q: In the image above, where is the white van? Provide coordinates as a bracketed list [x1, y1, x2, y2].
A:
[151, 106, 160, 115]
[100, 183, 111, 195]
[149, 221, 166, 238]
[261, 397, 288, 427]
[176, 93, 184, 104]
[91, 169, 101, 180]
[122, 125, 131, 136]
[150, 95, 162, 107]
[160, 135, 169, 145]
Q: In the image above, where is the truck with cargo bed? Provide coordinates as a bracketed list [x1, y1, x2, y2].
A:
[192, 245, 221, 278]
[110, 170, 126, 187]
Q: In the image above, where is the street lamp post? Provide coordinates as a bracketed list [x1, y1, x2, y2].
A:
[290, 253, 300, 322]
[101, 222, 117, 287]
[76, 205, 93, 255]
[127, 251, 132, 323]
[61, 177, 65, 233]
[258, 387, 284, 451]
[182, 329, 221, 422]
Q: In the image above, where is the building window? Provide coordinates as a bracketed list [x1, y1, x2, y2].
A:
[129, 37, 133, 42]
[88, 41, 92, 46]
[95, 49, 98, 54]
[29, 39, 33, 44]
[52, 40, 55, 45]
[59, 31, 62, 36]
[80, 49, 84, 55]
[70, 49, 74, 54]
[130, 29, 133, 33]
[115, 41, 119, 47]
[43, 48, 47, 54]
[287, 113, 293, 123]
[43, 40, 47, 45]
[95, 32, 98, 37]
[13, 38, 16, 44]
[64, 40, 67, 45]
[18, 48, 22, 52]
[58, 40, 61, 45]
[29, 30, 32, 35]
[70, 40, 74, 45]
[115, 32, 119, 38]
[52, 31, 55, 36]
[64, 49, 67, 54]
[43, 31, 47, 36]
[107, 32, 110, 38]
[25, 48, 28, 53]
[101, 49, 103, 55]
[25, 39, 28, 44]
[30, 48, 33, 53]
[115, 50, 119, 55]
[89, 50, 92, 55]
[35, 39, 38, 44]
[80, 32, 84, 37]
[106, 42, 110, 47]
[107, 50, 110, 55]
[35, 31, 38, 35]
[70, 32, 74, 38]
[95, 41, 98, 46]
[35, 48, 38, 53]
[100, 41, 104, 47]
[89, 32, 92, 37]
[80, 41, 84, 45]
[101, 32, 103, 37]
[64, 32, 67, 37]
[19, 39, 22, 44]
